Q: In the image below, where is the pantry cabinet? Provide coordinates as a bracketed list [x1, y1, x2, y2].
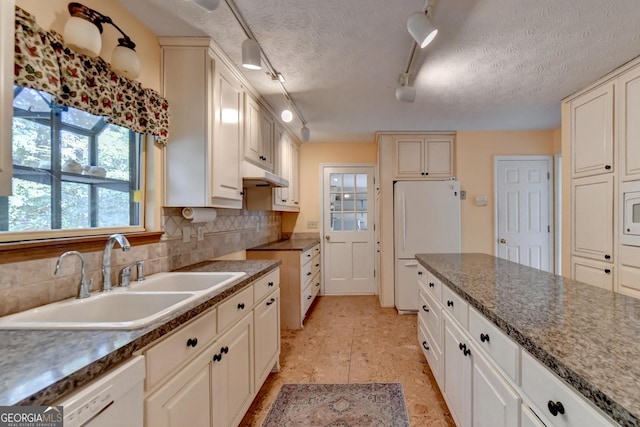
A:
[142, 268, 281, 427]
[160, 37, 243, 208]
[394, 134, 454, 178]
[0, 0, 13, 196]
[618, 65, 640, 181]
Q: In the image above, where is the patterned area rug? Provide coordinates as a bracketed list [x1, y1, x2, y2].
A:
[261, 383, 410, 427]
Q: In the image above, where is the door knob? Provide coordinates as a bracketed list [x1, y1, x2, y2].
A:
[325, 235, 330, 241]
[499, 238, 507, 244]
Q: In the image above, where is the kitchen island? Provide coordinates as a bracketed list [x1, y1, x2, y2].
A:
[0, 259, 280, 407]
[416, 253, 640, 426]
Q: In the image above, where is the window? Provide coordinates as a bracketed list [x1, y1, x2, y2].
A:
[1, 86, 143, 237]
[330, 173, 368, 231]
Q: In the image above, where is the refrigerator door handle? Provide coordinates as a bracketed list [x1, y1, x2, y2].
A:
[402, 191, 406, 251]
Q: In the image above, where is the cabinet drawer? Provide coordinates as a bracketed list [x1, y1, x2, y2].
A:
[301, 261, 313, 287]
[301, 247, 314, 265]
[419, 315, 443, 389]
[571, 256, 614, 291]
[469, 307, 519, 384]
[218, 285, 254, 332]
[521, 351, 616, 427]
[311, 272, 321, 297]
[442, 285, 468, 329]
[425, 270, 443, 303]
[419, 286, 442, 348]
[311, 253, 321, 277]
[302, 284, 313, 316]
[253, 269, 280, 302]
[144, 307, 217, 390]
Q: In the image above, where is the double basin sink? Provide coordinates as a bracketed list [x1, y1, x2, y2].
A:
[0, 272, 246, 330]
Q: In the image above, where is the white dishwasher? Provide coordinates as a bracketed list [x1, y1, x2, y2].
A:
[56, 355, 145, 427]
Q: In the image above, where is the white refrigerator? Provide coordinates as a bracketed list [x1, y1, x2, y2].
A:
[394, 180, 461, 312]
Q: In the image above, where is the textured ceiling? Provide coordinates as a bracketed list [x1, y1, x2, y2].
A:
[119, 0, 640, 142]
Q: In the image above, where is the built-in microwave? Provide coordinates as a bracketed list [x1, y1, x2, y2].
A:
[621, 180, 640, 247]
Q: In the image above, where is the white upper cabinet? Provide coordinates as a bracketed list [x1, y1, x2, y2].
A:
[618, 65, 640, 181]
[243, 93, 274, 172]
[160, 38, 243, 208]
[571, 82, 614, 178]
[0, 0, 14, 196]
[394, 134, 454, 179]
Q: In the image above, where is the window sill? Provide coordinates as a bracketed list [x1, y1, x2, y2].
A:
[0, 231, 164, 264]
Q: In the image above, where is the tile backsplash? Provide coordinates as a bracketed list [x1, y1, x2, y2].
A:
[0, 208, 281, 317]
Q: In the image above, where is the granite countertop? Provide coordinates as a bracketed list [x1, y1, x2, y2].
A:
[416, 253, 640, 427]
[0, 259, 280, 406]
[247, 237, 320, 252]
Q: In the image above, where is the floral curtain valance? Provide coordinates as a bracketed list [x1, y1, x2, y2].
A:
[13, 6, 170, 144]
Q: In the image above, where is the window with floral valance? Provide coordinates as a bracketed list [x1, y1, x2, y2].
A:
[13, 6, 170, 144]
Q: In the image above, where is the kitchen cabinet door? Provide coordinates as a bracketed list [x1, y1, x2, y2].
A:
[443, 314, 472, 427]
[618, 64, 640, 180]
[243, 93, 262, 167]
[259, 108, 274, 172]
[145, 349, 212, 427]
[254, 289, 280, 388]
[0, 0, 13, 196]
[211, 313, 254, 427]
[471, 345, 520, 427]
[425, 137, 454, 178]
[571, 256, 614, 290]
[571, 82, 614, 178]
[571, 174, 614, 262]
[394, 135, 454, 178]
[395, 138, 423, 177]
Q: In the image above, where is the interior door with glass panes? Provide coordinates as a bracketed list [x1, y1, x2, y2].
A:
[323, 166, 376, 294]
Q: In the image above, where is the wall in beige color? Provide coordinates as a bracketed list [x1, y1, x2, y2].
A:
[456, 130, 556, 255]
[16, 0, 161, 91]
[286, 142, 377, 234]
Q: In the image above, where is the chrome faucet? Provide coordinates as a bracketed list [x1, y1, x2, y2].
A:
[101, 233, 131, 292]
[119, 260, 145, 287]
[55, 251, 93, 299]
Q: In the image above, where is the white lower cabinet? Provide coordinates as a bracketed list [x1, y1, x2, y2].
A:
[418, 267, 619, 427]
[142, 269, 280, 427]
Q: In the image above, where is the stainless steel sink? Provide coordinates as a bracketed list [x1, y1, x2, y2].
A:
[128, 271, 246, 293]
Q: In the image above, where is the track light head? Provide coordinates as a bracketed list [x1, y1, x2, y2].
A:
[281, 107, 293, 123]
[300, 126, 310, 142]
[395, 73, 416, 103]
[242, 39, 261, 70]
[407, 11, 438, 48]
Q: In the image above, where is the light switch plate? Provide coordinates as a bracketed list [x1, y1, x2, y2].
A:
[197, 227, 204, 241]
[183, 226, 191, 243]
[307, 220, 319, 229]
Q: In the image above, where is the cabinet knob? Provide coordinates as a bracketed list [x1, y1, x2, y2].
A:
[464, 348, 471, 356]
[307, 295, 312, 300]
[268, 281, 274, 287]
[604, 269, 611, 274]
[422, 305, 429, 313]
[547, 400, 565, 416]
[221, 346, 229, 354]
[307, 272, 312, 276]
[424, 172, 429, 176]
[418, 271, 423, 276]
[429, 282, 435, 288]
[266, 298, 275, 306]
[237, 302, 245, 310]
[604, 165, 611, 170]
[186, 338, 198, 348]
[213, 353, 222, 362]
[604, 254, 611, 260]
[422, 341, 430, 351]
[447, 300, 454, 307]
[480, 333, 490, 343]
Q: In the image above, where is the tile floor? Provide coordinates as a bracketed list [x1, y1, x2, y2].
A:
[240, 295, 455, 426]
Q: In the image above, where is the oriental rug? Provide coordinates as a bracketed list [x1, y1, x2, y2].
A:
[261, 383, 410, 427]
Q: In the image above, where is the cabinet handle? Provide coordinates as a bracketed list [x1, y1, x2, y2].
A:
[604, 269, 611, 274]
[429, 282, 435, 288]
[240, 191, 244, 196]
[459, 342, 465, 351]
[268, 281, 274, 287]
[464, 348, 471, 357]
[547, 400, 565, 416]
[186, 338, 198, 348]
[604, 165, 611, 170]
[315, 263, 320, 267]
[307, 253, 312, 258]
[315, 282, 320, 287]
[237, 302, 245, 310]
[604, 254, 611, 260]
[307, 272, 312, 276]
[447, 300, 454, 307]
[422, 341, 430, 351]
[307, 295, 312, 300]
[424, 172, 429, 176]
[221, 346, 229, 354]
[480, 333, 490, 343]
[266, 298, 275, 306]
[418, 271, 423, 276]
[213, 353, 222, 362]
[422, 305, 429, 313]
[282, 199, 287, 202]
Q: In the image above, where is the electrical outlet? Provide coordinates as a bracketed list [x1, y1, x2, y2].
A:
[197, 227, 204, 241]
[182, 226, 191, 243]
[307, 220, 319, 229]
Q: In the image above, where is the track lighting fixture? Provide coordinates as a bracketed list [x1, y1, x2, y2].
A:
[186, 0, 220, 12]
[63, 2, 140, 78]
[241, 39, 261, 70]
[300, 126, 310, 142]
[281, 106, 294, 123]
[407, 11, 438, 48]
[395, 73, 416, 103]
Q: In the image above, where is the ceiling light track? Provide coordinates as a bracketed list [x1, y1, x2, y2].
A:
[223, 0, 308, 136]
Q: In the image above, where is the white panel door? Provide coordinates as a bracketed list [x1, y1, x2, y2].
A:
[323, 166, 376, 294]
[496, 158, 553, 272]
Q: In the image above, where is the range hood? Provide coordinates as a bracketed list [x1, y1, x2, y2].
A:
[241, 161, 289, 188]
